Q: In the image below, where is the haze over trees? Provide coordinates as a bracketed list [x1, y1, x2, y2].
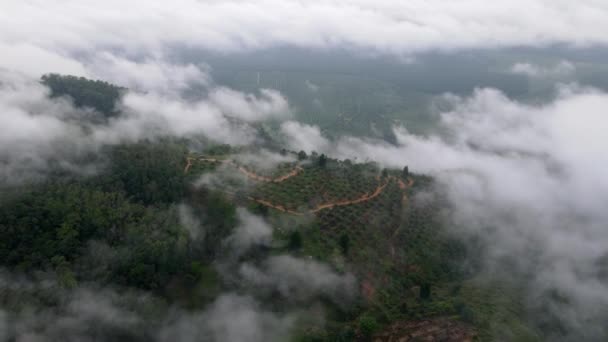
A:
[2, 1, 608, 340]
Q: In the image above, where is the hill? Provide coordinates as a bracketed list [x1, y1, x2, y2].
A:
[0, 75, 540, 341]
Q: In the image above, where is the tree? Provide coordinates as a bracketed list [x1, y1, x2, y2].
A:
[339, 233, 350, 256]
[358, 314, 379, 338]
[288, 231, 302, 251]
[402, 166, 409, 179]
[108, 141, 187, 205]
[297, 150, 308, 161]
[254, 203, 269, 217]
[420, 283, 431, 299]
[41, 74, 125, 117]
[318, 154, 327, 168]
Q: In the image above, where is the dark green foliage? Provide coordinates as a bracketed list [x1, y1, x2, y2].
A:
[204, 144, 232, 156]
[339, 233, 350, 256]
[358, 314, 380, 338]
[0, 134, 239, 294]
[187, 190, 237, 258]
[318, 154, 327, 167]
[402, 166, 409, 179]
[0, 183, 145, 270]
[298, 150, 308, 160]
[106, 141, 188, 205]
[252, 202, 270, 217]
[288, 231, 303, 251]
[41, 74, 124, 116]
[420, 283, 432, 299]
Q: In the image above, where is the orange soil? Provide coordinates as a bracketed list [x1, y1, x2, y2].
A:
[183, 157, 194, 174]
[187, 157, 303, 183]
[247, 197, 304, 216]
[237, 165, 303, 183]
[373, 317, 476, 342]
[309, 178, 390, 213]
[248, 176, 414, 215]
[186, 156, 415, 216]
[361, 279, 376, 301]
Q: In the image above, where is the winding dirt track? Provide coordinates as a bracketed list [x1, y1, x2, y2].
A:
[247, 176, 414, 215]
[247, 197, 305, 216]
[237, 165, 303, 183]
[187, 157, 303, 183]
[185, 155, 414, 215]
[309, 178, 390, 213]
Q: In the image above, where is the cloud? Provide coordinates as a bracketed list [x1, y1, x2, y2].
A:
[0, 274, 151, 342]
[510, 60, 576, 77]
[88, 53, 210, 94]
[0, 43, 89, 78]
[225, 209, 273, 255]
[0, 262, 335, 341]
[239, 255, 357, 305]
[0, 68, 290, 185]
[280, 121, 330, 153]
[298, 86, 608, 338]
[93, 91, 262, 146]
[3, 0, 608, 65]
[178, 204, 205, 240]
[0, 275, 295, 342]
[0, 310, 6, 342]
[233, 149, 297, 171]
[159, 294, 295, 342]
[209, 88, 290, 123]
[305, 80, 319, 92]
[0, 73, 94, 184]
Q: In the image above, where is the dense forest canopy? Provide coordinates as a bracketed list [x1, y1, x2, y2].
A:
[41, 74, 125, 116]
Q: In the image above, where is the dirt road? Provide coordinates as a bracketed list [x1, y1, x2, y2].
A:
[186, 156, 415, 216]
[186, 157, 303, 183]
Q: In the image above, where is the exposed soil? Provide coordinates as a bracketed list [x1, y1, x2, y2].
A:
[187, 157, 303, 183]
[237, 165, 303, 183]
[247, 196, 305, 216]
[186, 156, 414, 215]
[372, 317, 476, 342]
[183, 157, 194, 174]
[309, 177, 391, 213]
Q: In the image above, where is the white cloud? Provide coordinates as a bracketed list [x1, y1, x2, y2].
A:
[295, 86, 608, 336]
[280, 121, 329, 153]
[305, 80, 319, 92]
[510, 60, 576, 77]
[178, 204, 205, 240]
[239, 255, 357, 304]
[233, 149, 296, 171]
[3, 1, 608, 63]
[224, 209, 273, 255]
[209, 88, 290, 122]
[159, 294, 296, 342]
[0, 69, 290, 184]
[0, 43, 89, 78]
[88, 53, 210, 94]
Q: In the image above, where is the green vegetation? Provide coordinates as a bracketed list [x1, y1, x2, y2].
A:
[0, 75, 539, 341]
[41, 73, 125, 116]
[186, 151, 536, 340]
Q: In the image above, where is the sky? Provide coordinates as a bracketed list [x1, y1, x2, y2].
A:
[2, 1, 608, 340]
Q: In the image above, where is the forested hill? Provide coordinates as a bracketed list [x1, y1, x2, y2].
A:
[41, 73, 125, 116]
[0, 75, 539, 341]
